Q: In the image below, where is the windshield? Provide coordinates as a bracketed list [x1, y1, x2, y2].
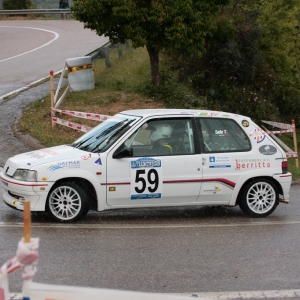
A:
[71, 114, 139, 153]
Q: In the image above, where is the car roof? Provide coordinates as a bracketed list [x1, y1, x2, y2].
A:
[119, 109, 249, 120]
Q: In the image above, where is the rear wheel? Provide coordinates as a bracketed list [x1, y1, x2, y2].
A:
[239, 178, 279, 217]
[46, 182, 89, 222]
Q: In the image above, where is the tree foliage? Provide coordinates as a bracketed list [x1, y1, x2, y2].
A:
[72, 0, 230, 85]
[2, 0, 35, 9]
[171, 0, 300, 123]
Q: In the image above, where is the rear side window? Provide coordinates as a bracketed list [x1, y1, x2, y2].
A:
[198, 118, 251, 153]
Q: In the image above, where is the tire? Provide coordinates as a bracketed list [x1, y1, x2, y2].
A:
[239, 178, 279, 217]
[46, 181, 89, 222]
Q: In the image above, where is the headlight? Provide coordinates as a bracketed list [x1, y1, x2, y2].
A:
[13, 169, 37, 182]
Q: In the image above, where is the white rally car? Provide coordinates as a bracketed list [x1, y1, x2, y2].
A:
[0, 109, 292, 222]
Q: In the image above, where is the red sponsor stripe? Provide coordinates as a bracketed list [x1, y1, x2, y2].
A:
[0, 176, 48, 187]
[102, 178, 236, 188]
[279, 174, 292, 178]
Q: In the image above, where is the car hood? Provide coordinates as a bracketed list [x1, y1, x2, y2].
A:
[5, 145, 86, 169]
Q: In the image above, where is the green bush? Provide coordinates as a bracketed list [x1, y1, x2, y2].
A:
[2, 0, 35, 9]
[166, 6, 300, 124]
[139, 68, 206, 109]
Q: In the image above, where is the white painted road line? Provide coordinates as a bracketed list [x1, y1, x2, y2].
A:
[0, 26, 59, 64]
[1, 220, 300, 229]
[179, 289, 300, 299]
[0, 69, 63, 104]
[9, 289, 300, 300]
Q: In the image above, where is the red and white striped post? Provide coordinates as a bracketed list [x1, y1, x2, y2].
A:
[292, 120, 298, 168]
[24, 201, 31, 243]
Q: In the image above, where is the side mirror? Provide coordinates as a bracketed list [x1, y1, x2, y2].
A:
[113, 146, 133, 159]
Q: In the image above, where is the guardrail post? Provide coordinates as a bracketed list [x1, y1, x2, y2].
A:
[50, 70, 56, 127]
[117, 43, 123, 58]
[125, 40, 130, 50]
[104, 48, 111, 68]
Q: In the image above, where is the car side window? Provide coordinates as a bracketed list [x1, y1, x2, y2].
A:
[126, 118, 195, 156]
[198, 118, 251, 153]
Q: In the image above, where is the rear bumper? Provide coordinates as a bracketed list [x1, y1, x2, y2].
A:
[273, 173, 292, 202]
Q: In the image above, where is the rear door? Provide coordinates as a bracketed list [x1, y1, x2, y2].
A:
[196, 117, 252, 204]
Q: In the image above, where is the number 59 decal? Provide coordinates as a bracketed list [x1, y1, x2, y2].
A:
[130, 158, 163, 200]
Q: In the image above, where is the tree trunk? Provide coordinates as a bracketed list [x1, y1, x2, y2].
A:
[146, 44, 160, 86]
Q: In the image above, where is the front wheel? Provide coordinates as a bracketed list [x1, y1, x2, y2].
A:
[46, 182, 89, 222]
[239, 179, 279, 217]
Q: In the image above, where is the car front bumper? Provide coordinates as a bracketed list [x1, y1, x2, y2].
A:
[0, 172, 52, 211]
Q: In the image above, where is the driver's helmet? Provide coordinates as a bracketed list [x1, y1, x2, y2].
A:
[148, 122, 173, 142]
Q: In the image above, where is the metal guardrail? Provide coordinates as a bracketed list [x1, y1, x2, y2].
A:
[0, 9, 72, 15]
[86, 40, 130, 66]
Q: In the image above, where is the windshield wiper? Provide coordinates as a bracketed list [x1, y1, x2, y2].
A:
[93, 120, 134, 153]
[106, 120, 134, 143]
[95, 120, 127, 139]
[71, 136, 94, 149]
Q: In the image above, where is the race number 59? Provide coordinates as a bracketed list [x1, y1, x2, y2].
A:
[130, 158, 162, 199]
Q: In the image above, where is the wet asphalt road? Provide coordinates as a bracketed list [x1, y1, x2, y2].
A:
[0, 20, 108, 97]
[1, 20, 300, 300]
[1, 171, 300, 298]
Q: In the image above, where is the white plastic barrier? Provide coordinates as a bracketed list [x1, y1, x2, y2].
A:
[22, 281, 215, 300]
[66, 56, 95, 92]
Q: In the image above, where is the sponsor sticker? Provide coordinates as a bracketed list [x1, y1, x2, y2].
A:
[209, 156, 231, 168]
[95, 158, 102, 165]
[203, 186, 222, 194]
[130, 158, 162, 200]
[242, 120, 249, 127]
[47, 160, 81, 171]
[259, 145, 277, 155]
[235, 158, 271, 170]
[25, 151, 46, 159]
[249, 127, 266, 143]
[40, 148, 58, 156]
[81, 155, 91, 160]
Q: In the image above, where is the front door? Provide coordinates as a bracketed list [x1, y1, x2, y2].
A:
[106, 117, 203, 207]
